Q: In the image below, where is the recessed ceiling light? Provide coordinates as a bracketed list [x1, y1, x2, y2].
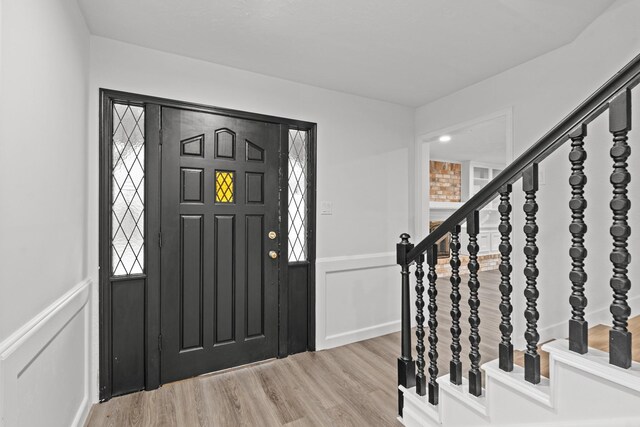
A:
[439, 135, 452, 143]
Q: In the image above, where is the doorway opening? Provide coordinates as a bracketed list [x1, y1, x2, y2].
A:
[415, 109, 514, 380]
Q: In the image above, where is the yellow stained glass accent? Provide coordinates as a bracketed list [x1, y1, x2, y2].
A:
[216, 171, 234, 203]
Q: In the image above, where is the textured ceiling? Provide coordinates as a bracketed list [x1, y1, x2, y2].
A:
[78, 0, 615, 106]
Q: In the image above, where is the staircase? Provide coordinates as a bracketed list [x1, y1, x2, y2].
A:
[395, 53, 640, 426]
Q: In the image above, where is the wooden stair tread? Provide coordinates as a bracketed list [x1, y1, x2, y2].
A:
[513, 343, 551, 379]
[587, 315, 640, 362]
[512, 316, 640, 378]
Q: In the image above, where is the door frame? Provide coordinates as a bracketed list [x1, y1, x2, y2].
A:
[99, 89, 317, 400]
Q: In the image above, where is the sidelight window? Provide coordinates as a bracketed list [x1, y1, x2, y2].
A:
[288, 129, 308, 262]
[111, 103, 145, 276]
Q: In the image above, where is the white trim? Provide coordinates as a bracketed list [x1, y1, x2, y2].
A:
[0, 279, 91, 427]
[316, 252, 399, 349]
[315, 251, 395, 266]
[324, 319, 400, 341]
[483, 359, 553, 408]
[400, 385, 442, 425]
[543, 339, 640, 394]
[429, 201, 464, 210]
[0, 0, 3, 111]
[437, 376, 489, 417]
[415, 136, 430, 240]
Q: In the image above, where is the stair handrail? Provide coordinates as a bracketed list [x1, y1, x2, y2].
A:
[407, 52, 640, 264]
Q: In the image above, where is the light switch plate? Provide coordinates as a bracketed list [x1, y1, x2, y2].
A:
[320, 201, 333, 215]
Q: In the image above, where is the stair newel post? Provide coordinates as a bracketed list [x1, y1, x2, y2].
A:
[414, 252, 427, 397]
[449, 225, 463, 385]
[467, 211, 482, 396]
[608, 89, 632, 369]
[397, 233, 415, 415]
[568, 123, 589, 354]
[498, 184, 514, 371]
[523, 164, 541, 384]
[426, 245, 439, 405]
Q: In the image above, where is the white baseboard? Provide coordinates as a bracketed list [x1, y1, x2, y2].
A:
[0, 279, 91, 427]
[324, 320, 401, 348]
[316, 252, 401, 349]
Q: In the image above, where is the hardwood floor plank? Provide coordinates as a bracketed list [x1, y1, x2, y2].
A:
[84, 269, 509, 427]
[587, 316, 640, 362]
[254, 363, 305, 425]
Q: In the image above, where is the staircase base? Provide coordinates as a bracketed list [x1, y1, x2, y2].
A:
[399, 339, 640, 426]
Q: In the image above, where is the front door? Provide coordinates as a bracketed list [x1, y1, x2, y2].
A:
[160, 107, 282, 383]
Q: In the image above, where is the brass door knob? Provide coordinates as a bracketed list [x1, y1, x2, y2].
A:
[268, 250, 278, 259]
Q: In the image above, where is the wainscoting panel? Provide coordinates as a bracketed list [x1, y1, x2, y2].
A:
[316, 252, 400, 349]
[0, 279, 91, 427]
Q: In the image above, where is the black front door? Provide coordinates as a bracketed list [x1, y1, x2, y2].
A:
[160, 107, 282, 383]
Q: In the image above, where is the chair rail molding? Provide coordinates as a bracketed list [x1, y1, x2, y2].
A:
[0, 279, 91, 427]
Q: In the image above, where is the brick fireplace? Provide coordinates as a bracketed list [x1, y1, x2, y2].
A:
[430, 160, 461, 202]
[429, 161, 500, 277]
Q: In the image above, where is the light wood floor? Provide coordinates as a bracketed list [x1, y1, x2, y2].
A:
[87, 270, 638, 426]
[87, 332, 403, 426]
[86, 270, 503, 427]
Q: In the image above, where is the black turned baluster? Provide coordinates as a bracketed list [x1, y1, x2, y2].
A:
[568, 124, 589, 354]
[449, 225, 463, 385]
[415, 253, 427, 397]
[498, 185, 514, 371]
[608, 89, 633, 369]
[523, 164, 541, 384]
[426, 245, 439, 405]
[467, 211, 482, 396]
[396, 234, 415, 416]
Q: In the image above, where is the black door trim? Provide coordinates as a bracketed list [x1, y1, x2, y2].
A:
[99, 89, 317, 400]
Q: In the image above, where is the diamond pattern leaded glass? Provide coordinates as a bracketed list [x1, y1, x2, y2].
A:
[112, 104, 145, 276]
[288, 129, 308, 262]
[216, 171, 234, 203]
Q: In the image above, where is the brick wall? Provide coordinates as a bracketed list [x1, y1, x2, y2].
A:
[430, 161, 461, 202]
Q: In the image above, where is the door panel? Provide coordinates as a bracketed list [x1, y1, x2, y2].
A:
[181, 214, 203, 350]
[160, 107, 281, 383]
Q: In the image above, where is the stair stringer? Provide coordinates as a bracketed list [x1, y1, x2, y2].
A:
[399, 339, 640, 426]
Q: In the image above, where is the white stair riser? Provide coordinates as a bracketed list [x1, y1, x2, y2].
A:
[400, 341, 640, 426]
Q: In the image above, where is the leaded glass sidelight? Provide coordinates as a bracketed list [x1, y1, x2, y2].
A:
[111, 103, 145, 276]
[288, 129, 308, 262]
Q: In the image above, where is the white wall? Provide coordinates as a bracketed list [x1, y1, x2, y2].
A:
[88, 36, 414, 399]
[0, 0, 91, 425]
[414, 0, 640, 346]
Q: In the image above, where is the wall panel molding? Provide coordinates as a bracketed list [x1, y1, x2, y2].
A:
[316, 252, 401, 349]
[0, 279, 91, 427]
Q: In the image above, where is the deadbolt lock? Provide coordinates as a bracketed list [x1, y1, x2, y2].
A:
[268, 231, 277, 240]
[268, 250, 278, 259]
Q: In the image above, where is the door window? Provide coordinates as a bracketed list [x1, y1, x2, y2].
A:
[111, 103, 145, 275]
[287, 129, 308, 262]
